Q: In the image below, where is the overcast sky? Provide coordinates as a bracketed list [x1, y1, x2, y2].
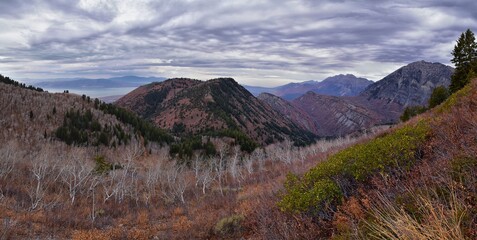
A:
[0, 0, 475, 86]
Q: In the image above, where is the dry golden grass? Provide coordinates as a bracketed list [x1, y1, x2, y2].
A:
[365, 188, 467, 240]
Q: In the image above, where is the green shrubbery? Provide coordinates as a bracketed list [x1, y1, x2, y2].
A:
[450, 156, 477, 182]
[400, 106, 427, 122]
[93, 155, 122, 174]
[279, 175, 342, 215]
[279, 122, 430, 215]
[436, 82, 473, 113]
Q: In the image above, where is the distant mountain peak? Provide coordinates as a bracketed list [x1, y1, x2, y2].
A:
[246, 74, 372, 100]
[321, 74, 371, 83]
[361, 61, 454, 106]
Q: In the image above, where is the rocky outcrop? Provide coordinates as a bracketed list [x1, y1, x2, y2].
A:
[361, 61, 454, 106]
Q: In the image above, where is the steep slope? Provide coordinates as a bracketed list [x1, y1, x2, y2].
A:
[258, 92, 319, 134]
[293, 92, 400, 136]
[116, 78, 316, 145]
[279, 78, 477, 239]
[245, 74, 372, 100]
[263, 61, 453, 137]
[0, 82, 132, 148]
[361, 61, 454, 106]
[0, 75, 173, 150]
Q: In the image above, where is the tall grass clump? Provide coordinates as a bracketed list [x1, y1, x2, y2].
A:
[364, 186, 467, 240]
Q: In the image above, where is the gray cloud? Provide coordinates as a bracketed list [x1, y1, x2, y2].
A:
[0, 0, 475, 86]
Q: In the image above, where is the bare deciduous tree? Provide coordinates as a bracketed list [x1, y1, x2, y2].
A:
[60, 149, 92, 204]
[28, 148, 62, 210]
[197, 162, 215, 195]
[228, 146, 241, 182]
[0, 141, 17, 179]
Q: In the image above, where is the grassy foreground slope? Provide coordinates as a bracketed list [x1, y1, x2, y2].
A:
[279, 79, 477, 239]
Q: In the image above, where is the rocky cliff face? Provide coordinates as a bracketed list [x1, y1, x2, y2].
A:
[361, 61, 454, 106]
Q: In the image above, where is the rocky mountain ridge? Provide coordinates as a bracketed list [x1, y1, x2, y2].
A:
[263, 61, 453, 136]
[361, 61, 454, 106]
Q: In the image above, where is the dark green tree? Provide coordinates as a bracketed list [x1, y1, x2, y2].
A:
[400, 106, 427, 122]
[428, 86, 449, 108]
[450, 29, 477, 93]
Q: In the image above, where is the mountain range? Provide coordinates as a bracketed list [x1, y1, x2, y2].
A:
[114, 61, 453, 141]
[245, 74, 373, 100]
[33, 74, 371, 101]
[8, 60, 454, 146]
[261, 61, 453, 137]
[36, 76, 166, 89]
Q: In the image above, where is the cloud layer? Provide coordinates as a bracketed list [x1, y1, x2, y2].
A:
[0, 0, 475, 86]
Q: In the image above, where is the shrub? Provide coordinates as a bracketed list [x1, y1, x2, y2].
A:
[450, 156, 477, 182]
[400, 106, 427, 122]
[214, 214, 244, 236]
[94, 155, 122, 174]
[436, 80, 473, 113]
[279, 174, 342, 215]
[279, 122, 429, 216]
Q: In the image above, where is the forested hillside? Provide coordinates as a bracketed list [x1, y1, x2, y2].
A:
[116, 77, 316, 148]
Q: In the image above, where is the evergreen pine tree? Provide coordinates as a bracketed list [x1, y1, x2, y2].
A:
[428, 86, 449, 108]
[450, 29, 477, 92]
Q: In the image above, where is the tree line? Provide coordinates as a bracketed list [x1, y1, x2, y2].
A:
[0, 74, 44, 92]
